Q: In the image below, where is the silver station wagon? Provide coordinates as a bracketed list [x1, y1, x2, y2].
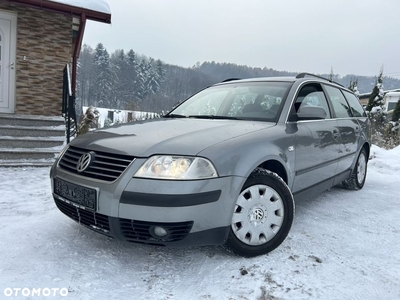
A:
[50, 73, 371, 257]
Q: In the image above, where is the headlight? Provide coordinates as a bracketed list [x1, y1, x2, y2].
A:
[134, 156, 218, 180]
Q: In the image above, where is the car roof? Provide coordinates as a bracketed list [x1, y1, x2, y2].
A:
[214, 77, 296, 86]
[214, 74, 351, 93]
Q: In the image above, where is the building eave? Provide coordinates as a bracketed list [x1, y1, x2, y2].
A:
[5, 0, 111, 23]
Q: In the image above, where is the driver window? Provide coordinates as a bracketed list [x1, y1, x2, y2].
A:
[294, 84, 331, 118]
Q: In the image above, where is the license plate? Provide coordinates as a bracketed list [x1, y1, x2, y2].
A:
[54, 178, 97, 211]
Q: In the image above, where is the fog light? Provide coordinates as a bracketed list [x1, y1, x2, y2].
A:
[153, 226, 168, 237]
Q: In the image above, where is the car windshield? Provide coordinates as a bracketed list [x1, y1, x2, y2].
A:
[168, 81, 292, 122]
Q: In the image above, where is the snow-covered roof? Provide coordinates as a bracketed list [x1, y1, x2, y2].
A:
[359, 88, 400, 98]
[48, 0, 110, 14]
[9, 0, 111, 23]
[384, 91, 400, 97]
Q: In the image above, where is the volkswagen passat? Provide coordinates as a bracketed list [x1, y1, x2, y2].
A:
[50, 73, 370, 257]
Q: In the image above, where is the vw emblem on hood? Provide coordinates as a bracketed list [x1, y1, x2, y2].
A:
[76, 152, 93, 172]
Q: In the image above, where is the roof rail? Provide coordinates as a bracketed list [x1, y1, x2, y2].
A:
[221, 78, 241, 83]
[296, 72, 344, 87]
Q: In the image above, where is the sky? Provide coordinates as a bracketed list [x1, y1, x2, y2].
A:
[82, 0, 400, 78]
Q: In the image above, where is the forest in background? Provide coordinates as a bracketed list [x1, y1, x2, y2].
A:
[76, 43, 400, 114]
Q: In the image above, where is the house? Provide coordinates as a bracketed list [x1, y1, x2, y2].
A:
[359, 89, 400, 109]
[0, 0, 111, 166]
[358, 93, 370, 107]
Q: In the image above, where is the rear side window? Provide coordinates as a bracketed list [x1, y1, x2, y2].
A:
[342, 90, 366, 117]
[324, 85, 352, 118]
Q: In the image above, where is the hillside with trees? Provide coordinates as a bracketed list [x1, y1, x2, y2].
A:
[76, 44, 166, 113]
[76, 44, 400, 114]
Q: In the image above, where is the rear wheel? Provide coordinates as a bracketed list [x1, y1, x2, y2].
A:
[343, 148, 368, 190]
[225, 168, 294, 257]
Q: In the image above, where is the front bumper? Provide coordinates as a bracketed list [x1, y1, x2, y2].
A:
[53, 196, 230, 246]
[50, 158, 245, 247]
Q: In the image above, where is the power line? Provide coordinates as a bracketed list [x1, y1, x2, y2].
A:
[383, 71, 400, 76]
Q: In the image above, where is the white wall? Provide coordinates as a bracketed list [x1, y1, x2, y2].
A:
[82, 106, 159, 128]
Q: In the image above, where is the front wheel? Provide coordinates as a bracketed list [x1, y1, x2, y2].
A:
[225, 168, 294, 257]
[343, 148, 368, 190]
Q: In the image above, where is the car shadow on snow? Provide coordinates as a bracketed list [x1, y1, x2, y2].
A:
[57, 220, 233, 261]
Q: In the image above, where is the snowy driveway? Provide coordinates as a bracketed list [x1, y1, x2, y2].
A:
[0, 146, 399, 300]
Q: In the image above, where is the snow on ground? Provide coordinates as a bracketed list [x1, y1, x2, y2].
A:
[0, 145, 399, 300]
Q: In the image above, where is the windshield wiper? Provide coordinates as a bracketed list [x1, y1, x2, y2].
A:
[163, 114, 188, 118]
[188, 115, 241, 120]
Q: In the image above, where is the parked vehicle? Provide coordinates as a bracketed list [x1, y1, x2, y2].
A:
[384, 92, 400, 114]
[50, 73, 371, 257]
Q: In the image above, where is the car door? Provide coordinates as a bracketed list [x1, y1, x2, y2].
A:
[322, 85, 359, 176]
[289, 83, 341, 194]
[342, 89, 370, 145]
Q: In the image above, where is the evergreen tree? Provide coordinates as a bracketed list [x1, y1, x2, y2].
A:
[76, 45, 94, 115]
[93, 43, 114, 108]
[329, 67, 334, 82]
[366, 67, 385, 112]
[348, 78, 360, 97]
[126, 49, 140, 103]
[136, 58, 151, 101]
[155, 59, 166, 85]
[366, 67, 387, 145]
[146, 58, 161, 95]
[133, 57, 164, 102]
[111, 49, 131, 109]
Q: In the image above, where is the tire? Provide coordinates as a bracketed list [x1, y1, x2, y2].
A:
[225, 168, 295, 257]
[342, 148, 368, 190]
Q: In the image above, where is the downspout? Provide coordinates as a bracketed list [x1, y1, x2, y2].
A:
[68, 13, 86, 140]
[72, 13, 86, 95]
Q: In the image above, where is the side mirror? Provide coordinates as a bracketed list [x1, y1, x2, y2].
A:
[296, 106, 327, 120]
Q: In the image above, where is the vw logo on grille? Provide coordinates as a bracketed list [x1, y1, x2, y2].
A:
[76, 152, 93, 172]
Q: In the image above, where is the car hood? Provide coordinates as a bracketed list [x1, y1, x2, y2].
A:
[70, 118, 275, 157]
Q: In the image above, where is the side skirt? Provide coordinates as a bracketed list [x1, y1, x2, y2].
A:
[293, 169, 352, 202]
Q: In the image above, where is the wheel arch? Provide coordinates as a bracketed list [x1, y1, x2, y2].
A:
[362, 142, 371, 160]
[199, 132, 295, 187]
[257, 159, 288, 185]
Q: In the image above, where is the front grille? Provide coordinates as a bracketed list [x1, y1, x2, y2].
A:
[59, 146, 135, 182]
[120, 219, 193, 244]
[55, 198, 110, 235]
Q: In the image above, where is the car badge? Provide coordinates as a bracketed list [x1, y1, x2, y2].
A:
[76, 153, 92, 172]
